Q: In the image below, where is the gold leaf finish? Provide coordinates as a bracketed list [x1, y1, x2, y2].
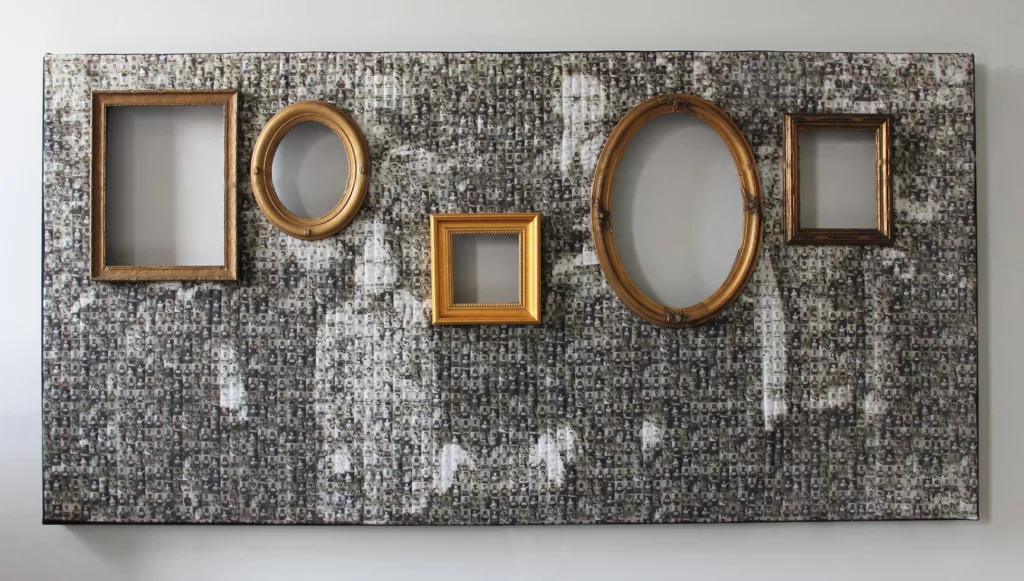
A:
[430, 213, 542, 325]
[590, 93, 764, 328]
[250, 100, 370, 241]
[90, 90, 238, 282]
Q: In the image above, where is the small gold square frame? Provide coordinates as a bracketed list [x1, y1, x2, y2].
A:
[90, 90, 238, 281]
[430, 213, 541, 325]
[784, 113, 893, 245]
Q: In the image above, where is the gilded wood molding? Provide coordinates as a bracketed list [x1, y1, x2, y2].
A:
[250, 100, 370, 240]
[90, 90, 238, 281]
[783, 113, 894, 246]
[590, 93, 764, 328]
[430, 213, 542, 325]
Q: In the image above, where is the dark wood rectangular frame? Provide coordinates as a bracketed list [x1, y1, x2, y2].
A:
[783, 113, 893, 245]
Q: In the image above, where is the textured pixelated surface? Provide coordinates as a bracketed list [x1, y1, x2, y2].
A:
[42, 52, 977, 524]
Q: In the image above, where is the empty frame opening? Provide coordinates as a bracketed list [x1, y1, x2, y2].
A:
[611, 114, 742, 308]
[451, 233, 520, 304]
[105, 105, 226, 267]
[271, 121, 350, 219]
[798, 128, 878, 229]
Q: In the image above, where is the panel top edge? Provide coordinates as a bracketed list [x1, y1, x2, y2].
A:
[43, 50, 976, 60]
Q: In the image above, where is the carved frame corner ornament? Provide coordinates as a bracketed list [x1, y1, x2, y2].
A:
[429, 213, 542, 325]
[783, 112, 894, 246]
[250, 100, 370, 240]
[590, 93, 764, 328]
[89, 89, 239, 282]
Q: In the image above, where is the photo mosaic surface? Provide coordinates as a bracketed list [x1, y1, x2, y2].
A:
[42, 52, 978, 524]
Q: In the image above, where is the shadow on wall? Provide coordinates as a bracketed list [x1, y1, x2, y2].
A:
[975, 62, 991, 523]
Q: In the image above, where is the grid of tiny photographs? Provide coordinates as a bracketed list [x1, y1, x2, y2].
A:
[42, 52, 977, 524]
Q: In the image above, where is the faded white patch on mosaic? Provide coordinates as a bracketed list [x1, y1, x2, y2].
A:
[758, 257, 789, 430]
[641, 420, 663, 451]
[552, 248, 600, 278]
[355, 219, 397, 292]
[529, 425, 577, 486]
[434, 441, 475, 493]
[216, 344, 245, 414]
[560, 73, 614, 176]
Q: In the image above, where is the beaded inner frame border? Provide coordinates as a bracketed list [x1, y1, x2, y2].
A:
[42, 52, 977, 524]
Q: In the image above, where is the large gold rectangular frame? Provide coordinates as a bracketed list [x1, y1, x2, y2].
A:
[784, 113, 893, 245]
[430, 213, 541, 325]
[90, 90, 238, 281]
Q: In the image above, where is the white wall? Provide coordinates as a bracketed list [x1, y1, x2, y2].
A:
[1, 0, 1020, 579]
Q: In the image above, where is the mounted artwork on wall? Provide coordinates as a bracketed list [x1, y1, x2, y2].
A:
[430, 212, 541, 325]
[250, 100, 371, 240]
[591, 93, 763, 327]
[43, 51, 977, 525]
[783, 113, 894, 245]
[89, 90, 238, 281]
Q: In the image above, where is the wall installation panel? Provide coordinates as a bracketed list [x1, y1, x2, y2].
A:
[42, 52, 977, 524]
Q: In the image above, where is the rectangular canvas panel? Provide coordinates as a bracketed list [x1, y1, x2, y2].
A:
[42, 51, 977, 524]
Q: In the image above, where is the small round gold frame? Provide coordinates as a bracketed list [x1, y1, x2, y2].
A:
[250, 101, 370, 240]
[591, 93, 764, 328]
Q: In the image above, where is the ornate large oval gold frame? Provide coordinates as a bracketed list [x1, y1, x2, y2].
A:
[250, 101, 370, 240]
[591, 93, 764, 328]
